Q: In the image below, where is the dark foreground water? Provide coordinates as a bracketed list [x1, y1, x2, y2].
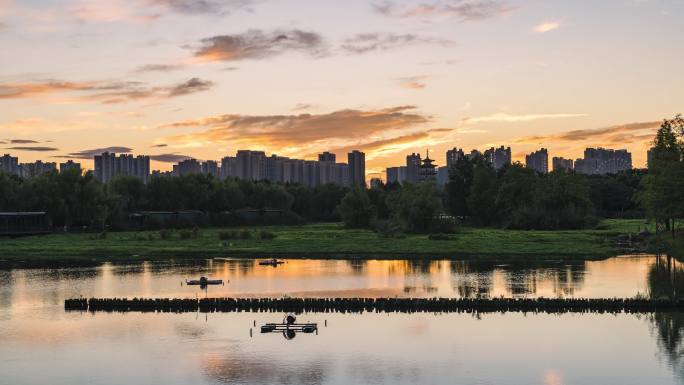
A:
[2, 255, 684, 385]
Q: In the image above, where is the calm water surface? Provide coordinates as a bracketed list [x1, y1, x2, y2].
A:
[1, 255, 684, 385]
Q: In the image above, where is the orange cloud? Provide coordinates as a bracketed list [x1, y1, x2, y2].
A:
[397, 75, 429, 89]
[158, 106, 433, 158]
[0, 78, 213, 103]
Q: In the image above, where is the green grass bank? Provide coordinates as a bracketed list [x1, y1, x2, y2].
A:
[0, 219, 653, 267]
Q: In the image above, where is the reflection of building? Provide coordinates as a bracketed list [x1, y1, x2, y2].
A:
[484, 146, 511, 170]
[552, 157, 574, 171]
[574, 148, 632, 175]
[525, 148, 548, 174]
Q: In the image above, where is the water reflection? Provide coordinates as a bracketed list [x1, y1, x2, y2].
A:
[648, 256, 684, 382]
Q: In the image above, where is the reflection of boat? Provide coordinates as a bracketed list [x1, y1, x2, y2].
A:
[185, 276, 224, 286]
[260, 314, 318, 339]
[259, 259, 285, 266]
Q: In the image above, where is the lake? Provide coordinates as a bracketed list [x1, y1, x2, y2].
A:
[1, 255, 684, 385]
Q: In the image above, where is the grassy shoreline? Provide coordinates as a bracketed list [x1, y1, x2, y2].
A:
[0, 219, 652, 268]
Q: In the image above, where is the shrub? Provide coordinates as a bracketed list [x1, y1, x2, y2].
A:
[239, 229, 253, 239]
[258, 230, 277, 240]
[179, 230, 193, 239]
[428, 233, 453, 241]
[159, 229, 173, 240]
[218, 230, 239, 240]
[374, 219, 405, 239]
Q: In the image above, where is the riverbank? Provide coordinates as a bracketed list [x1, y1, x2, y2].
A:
[0, 219, 652, 267]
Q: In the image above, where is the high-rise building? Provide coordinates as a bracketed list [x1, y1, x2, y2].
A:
[552, 157, 574, 171]
[574, 148, 632, 175]
[201, 160, 219, 178]
[484, 146, 511, 170]
[59, 160, 82, 174]
[647, 148, 655, 169]
[348, 150, 366, 187]
[0, 154, 20, 175]
[406, 153, 421, 183]
[94, 152, 150, 183]
[370, 178, 383, 189]
[19, 161, 56, 178]
[318, 152, 336, 162]
[386, 166, 407, 184]
[220, 156, 236, 179]
[236, 150, 266, 181]
[174, 159, 202, 176]
[437, 166, 449, 187]
[446, 147, 465, 168]
[525, 148, 548, 174]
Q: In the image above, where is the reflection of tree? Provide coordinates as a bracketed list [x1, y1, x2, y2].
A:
[450, 261, 493, 298]
[447, 259, 587, 298]
[648, 256, 684, 381]
[648, 256, 684, 300]
[346, 260, 366, 273]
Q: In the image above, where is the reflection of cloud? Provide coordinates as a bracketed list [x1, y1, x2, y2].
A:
[203, 351, 330, 385]
[544, 369, 564, 385]
[194, 29, 327, 62]
[461, 113, 586, 124]
[373, 0, 516, 21]
[534, 21, 561, 33]
[341, 33, 453, 54]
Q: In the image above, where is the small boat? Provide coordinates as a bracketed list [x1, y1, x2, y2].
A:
[259, 258, 285, 266]
[185, 276, 224, 286]
[260, 314, 318, 339]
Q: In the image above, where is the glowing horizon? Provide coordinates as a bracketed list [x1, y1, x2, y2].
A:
[1, 0, 682, 178]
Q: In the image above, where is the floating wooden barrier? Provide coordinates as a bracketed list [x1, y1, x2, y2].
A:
[64, 297, 684, 314]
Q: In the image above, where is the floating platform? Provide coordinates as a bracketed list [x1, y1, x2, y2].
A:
[258, 259, 284, 266]
[64, 297, 684, 314]
[260, 323, 318, 333]
[185, 277, 224, 286]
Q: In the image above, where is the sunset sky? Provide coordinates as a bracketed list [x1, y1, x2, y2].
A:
[1, 0, 682, 179]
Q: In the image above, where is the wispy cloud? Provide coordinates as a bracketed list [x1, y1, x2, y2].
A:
[397, 75, 429, 89]
[9, 139, 40, 144]
[194, 29, 327, 62]
[133, 64, 187, 73]
[149, 153, 191, 163]
[341, 33, 453, 54]
[62, 146, 134, 159]
[5, 146, 58, 152]
[515, 121, 660, 144]
[146, 0, 257, 15]
[534, 21, 560, 33]
[158, 106, 431, 155]
[461, 112, 587, 124]
[373, 1, 516, 22]
[0, 77, 214, 104]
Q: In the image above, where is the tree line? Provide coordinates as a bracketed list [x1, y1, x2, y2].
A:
[0, 143, 654, 233]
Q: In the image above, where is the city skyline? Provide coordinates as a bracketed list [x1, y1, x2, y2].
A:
[2, 0, 683, 178]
